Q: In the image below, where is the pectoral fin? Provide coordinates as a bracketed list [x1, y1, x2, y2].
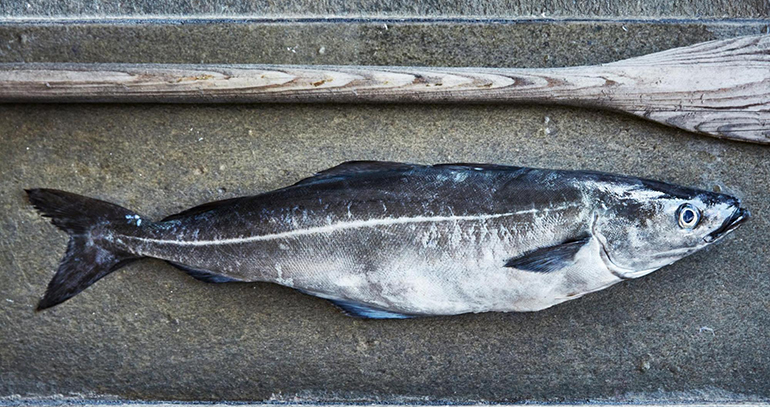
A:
[504, 235, 591, 273]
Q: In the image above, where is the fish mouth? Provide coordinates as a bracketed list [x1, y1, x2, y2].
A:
[704, 207, 750, 243]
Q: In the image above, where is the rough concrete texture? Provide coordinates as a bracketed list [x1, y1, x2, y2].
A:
[3, 405, 769, 407]
[1, 21, 768, 67]
[0, 21, 769, 403]
[1, 0, 769, 19]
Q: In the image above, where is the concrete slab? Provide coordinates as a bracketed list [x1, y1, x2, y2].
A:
[0, 21, 767, 67]
[3, 403, 770, 407]
[1, 0, 768, 19]
[0, 20, 768, 404]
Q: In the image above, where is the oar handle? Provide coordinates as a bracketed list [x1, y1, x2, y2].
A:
[0, 35, 767, 143]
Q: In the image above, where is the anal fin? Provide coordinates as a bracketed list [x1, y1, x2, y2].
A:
[166, 261, 242, 283]
[328, 299, 415, 319]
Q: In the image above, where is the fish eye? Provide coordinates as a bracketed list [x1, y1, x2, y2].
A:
[677, 203, 701, 229]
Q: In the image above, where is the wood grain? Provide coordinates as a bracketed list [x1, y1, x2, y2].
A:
[0, 35, 767, 143]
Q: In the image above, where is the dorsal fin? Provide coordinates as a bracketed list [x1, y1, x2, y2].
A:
[161, 197, 243, 222]
[432, 163, 525, 172]
[293, 161, 419, 186]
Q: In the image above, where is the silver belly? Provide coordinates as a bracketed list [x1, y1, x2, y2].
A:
[125, 210, 622, 315]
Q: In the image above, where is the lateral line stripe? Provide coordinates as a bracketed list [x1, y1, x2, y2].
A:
[128, 204, 577, 247]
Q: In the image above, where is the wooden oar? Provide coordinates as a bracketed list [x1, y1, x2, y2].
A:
[0, 35, 767, 143]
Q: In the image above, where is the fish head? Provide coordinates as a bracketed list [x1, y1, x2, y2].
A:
[590, 178, 749, 279]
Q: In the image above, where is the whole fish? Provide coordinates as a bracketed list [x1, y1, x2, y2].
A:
[28, 161, 749, 318]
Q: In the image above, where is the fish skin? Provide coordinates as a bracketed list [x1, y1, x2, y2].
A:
[28, 162, 749, 316]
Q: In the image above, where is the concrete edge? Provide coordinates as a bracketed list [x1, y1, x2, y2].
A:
[0, 16, 769, 25]
[2, 402, 770, 407]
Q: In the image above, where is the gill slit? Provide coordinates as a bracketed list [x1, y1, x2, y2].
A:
[590, 211, 631, 281]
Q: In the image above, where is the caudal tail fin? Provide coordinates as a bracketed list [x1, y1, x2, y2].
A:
[26, 189, 142, 311]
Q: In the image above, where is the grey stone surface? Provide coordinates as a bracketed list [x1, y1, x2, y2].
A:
[0, 21, 767, 67]
[0, 21, 769, 403]
[0, 0, 768, 19]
